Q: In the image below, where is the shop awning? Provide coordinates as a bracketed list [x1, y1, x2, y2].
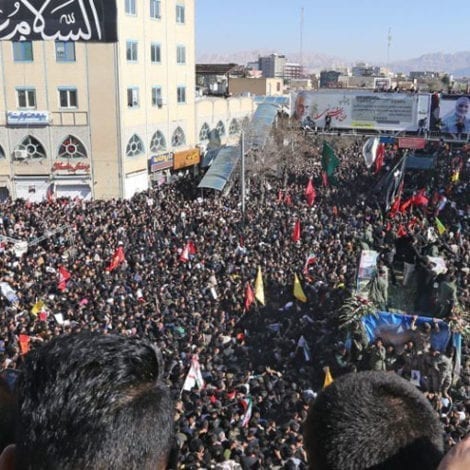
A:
[198, 146, 240, 191]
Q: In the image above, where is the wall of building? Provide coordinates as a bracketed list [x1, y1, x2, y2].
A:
[229, 78, 284, 97]
[195, 96, 255, 148]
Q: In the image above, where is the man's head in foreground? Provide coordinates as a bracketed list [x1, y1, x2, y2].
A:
[1, 331, 174, 470]
[304, 370, 444, 470]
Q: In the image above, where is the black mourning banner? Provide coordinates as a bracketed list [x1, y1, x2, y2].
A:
[0, 0, 117, 42]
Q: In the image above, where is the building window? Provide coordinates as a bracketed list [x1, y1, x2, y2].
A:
[125, 0, 136, 14]
[58, 135, 87, 159]
[126, 134, 145, 157]
[13, 41, 33, 61]
[13, 136, 46, 160]
[199, 123, 210, 141]
[58, 88, 78, 108]
[150, 130, 166, 152]
[55, 42, 75, 61]
[176, 4, 185, 23]
[152, 86, 163, 107]
[177, 86, 186, 104]
[172, 127, 185, 147]
[127, 87, 139, 108]
[150, 43, 161, 63]
[216, 120, 225, 137]
[16, 88, 36, 109]
[126, 41, 138, 61]
[229, 119, 240, 135]
[176, 45, 186, 64]
[150, 0, 161, 18]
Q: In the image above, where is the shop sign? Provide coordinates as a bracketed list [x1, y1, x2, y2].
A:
[173, 149, 200, 170]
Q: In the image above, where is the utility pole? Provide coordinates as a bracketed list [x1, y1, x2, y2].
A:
[387, 27, 392, 69]
[240, 130, 246, 224]
[300, 6, 304, 77]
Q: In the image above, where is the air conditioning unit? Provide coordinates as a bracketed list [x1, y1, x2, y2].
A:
[14, 149, 28, 160]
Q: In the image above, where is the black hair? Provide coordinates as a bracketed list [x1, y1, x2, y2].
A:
[304, 371, 444, 470]
[15, 332, 174, 470]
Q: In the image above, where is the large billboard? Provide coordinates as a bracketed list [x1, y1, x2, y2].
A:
[0, 0, 117, 42]
[292, 90, 430, 133]
[432, 94, 470, 135]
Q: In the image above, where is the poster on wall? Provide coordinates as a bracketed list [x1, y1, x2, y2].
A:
[0, 0, 117, 42]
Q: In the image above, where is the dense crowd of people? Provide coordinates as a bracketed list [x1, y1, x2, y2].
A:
[0, 134, 468, 468]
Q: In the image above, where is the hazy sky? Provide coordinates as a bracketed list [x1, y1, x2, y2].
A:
[196, 0, 469, 64]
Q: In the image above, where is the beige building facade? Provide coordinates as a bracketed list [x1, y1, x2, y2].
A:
[0, 0, 197, 201]
[229, 78, 284, 98]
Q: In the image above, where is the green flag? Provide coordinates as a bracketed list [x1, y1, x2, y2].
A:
[435, 217, 446, 235]
[322, 141, 340, 177]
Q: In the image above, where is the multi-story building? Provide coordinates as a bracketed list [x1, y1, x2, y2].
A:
[259, 54, 286, 79]
[283, 62, 303, 80]
[0, 0, 197, 201]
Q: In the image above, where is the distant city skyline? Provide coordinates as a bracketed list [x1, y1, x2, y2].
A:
[196, 0, 469, 65]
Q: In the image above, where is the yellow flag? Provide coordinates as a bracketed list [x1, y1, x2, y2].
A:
[451, 170, 459, 182]
[435, 217, 446, 235]
[254, 266, 265, 306]
[323, 366, 334, 389]
[31, 300, 44, 316]
[293, 273, 307, 302]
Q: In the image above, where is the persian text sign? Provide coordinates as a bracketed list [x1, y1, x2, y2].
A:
[173, 149, 200, 170]
[7, 111, 49, 125]
[0, 0, 117, 42]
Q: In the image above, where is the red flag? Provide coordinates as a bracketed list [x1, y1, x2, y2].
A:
[106, 246, 125, 271]
[399, 198, 413, 213]
[396, 225, 407, 238]
[321, 171, 329, 187]
[332, 206, 338, 216]
[244, 282, 255, 311]
[389, 196, 401, 217]
[292, 220, 301, 243]
[411, 188, 428, 207]
[179, 241, 196, 262]
[39, 311, 48, 321]
[408, 217, 418, 231]
[277, 190, 284, 203]
[375, 143, 385, 174]
[284, 193, 292, 206]
[304, 178, 316, 206]
[303, 254, 316, 277]
[57, 265, 71, 291]
[19, 334, 30, 355]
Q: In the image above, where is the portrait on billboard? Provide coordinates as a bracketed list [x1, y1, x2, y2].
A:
[440, 95, 470, 134]
[292, 91, 317, 128]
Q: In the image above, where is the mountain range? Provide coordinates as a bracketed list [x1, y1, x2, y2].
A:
[197, 50, 470, 77]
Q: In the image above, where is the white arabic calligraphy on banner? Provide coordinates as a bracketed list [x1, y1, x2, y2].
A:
[0, 0, 115, 42]
[7, 110, 49, 124]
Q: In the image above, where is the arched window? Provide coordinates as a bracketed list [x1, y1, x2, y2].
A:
[126, 134, 145, 157]
[150, 130, 166, 153]
[58, 135, 87, 159]
[215, 120, 225, 137]
[171, 127, 185, 147]
[199, 122, 210, 141]
[13, 136, 46, 160]
[0, 145, 5, 159]
[229, 119, 240, 135]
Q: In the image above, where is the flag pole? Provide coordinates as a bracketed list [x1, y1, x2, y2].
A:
[241, 130, 246, 226]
